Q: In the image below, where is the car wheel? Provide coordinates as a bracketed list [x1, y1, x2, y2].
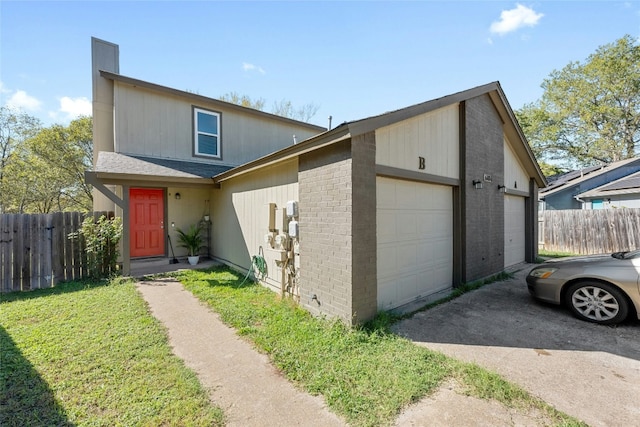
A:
[566, 282, 629, 325]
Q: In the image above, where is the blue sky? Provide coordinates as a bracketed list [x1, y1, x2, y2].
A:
[1, 1, 639, 128]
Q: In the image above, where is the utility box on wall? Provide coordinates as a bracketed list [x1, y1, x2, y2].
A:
[288, 220, 299, 238]
[286, 200, 298, 218]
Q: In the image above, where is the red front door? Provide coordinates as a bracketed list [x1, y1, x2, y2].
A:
[130, 188, 165, 258]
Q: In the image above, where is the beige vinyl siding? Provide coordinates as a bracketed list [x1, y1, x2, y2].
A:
[375, 104, 459, 179]
[113, 83, 320, 165]
[504, 137, 529, 192]
[211, 159, 298, 291]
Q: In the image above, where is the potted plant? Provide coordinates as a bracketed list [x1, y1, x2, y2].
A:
[176, 224, 204, 265]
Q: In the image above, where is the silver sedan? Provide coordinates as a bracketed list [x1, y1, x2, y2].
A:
[526, 250, 640, 325]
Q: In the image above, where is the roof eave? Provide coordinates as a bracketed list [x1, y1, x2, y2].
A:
[87, 170, 214, 187]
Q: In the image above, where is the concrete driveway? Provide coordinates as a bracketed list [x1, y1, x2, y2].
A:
[392, 264, 640, 427]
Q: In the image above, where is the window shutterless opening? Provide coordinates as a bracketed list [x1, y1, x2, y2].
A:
[193, 107, 221, 158]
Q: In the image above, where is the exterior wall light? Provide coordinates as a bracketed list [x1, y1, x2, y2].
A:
[472, 179, 483, 189]
[498, 185, 506, 193]
[175, 192, 181, 200]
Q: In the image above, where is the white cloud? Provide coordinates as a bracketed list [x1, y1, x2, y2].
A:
[60, 96, 92, 117]
[48, 96, 92, 122]
[6, 89, 42, 112]
[0, 81, 10, 94]
[490, 4, 544, 36]
[242, 62, 266, 74]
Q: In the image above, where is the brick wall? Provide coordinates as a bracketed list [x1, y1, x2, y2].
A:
[299, 142, 354, 322]
[297, 133, 378, 324]
[463, 95, 505, 281]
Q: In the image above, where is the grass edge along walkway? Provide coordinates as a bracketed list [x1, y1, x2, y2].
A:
[0, 278, 224, 427]
[175, 266, 586, 427]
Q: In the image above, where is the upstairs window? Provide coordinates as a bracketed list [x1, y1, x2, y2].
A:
[194, 107, 221, 158]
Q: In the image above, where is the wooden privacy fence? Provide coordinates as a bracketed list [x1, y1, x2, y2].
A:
[0, 211, 114, 292]
[540, 209, 640, 254]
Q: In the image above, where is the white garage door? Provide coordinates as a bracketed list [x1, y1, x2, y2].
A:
[377, 177, 453, 311]
[504, 194, 526, 267]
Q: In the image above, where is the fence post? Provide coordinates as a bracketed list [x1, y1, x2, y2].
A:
[0, 214, 12, 292]
[13, 214, 24, 291]
[51, 212, 64, 285]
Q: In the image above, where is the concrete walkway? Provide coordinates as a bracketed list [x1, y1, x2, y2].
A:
[136, 277, 344, 427]
[136, 275, 566, 426]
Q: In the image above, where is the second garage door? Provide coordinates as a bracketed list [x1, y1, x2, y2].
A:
[504, 194, 526, 267]
[377, 177, 453, 311]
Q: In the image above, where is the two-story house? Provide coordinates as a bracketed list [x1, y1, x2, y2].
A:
[87, 38, 545, 324]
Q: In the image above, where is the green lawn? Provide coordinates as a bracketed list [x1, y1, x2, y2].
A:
[0, 278, 224, 427]
[2, 268, 585, 427]
[175, 267, 585, 427]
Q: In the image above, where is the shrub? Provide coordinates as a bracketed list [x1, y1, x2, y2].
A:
[70, 215, 123, 278]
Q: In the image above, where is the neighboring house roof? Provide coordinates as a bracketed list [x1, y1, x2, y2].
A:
[576, 171, 640, 199]
[99, 70, 327, 133]
[544, 165, 602, 189]
[539, 157, 640, 199]
[213, 81, 546, 187]
[91, 152, 233, 184]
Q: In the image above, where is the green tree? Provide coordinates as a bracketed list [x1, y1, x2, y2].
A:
[1, 116, 93, 213]
[517, 35, 640, 169]
[0, 107, 42, 213]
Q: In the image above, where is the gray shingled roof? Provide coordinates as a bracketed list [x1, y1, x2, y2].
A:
[539, 157, 640, 197]
[577, 171, 640, 198]
[94, 152, 233, 179]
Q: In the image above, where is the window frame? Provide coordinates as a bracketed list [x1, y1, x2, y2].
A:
[193, 106, 222, 159]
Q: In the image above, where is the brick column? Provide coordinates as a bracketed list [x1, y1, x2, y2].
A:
[298, 132, 378, 324]
[463, 95, 505, 281]
[350, 132, 377, 323]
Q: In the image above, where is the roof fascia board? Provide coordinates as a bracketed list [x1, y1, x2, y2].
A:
[487, 87, 546, 188]
[99, 70, 326, 133]
[578, 188, 640, 198]
[91, 171, 214, 187]
[214, 127, 351, 183]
